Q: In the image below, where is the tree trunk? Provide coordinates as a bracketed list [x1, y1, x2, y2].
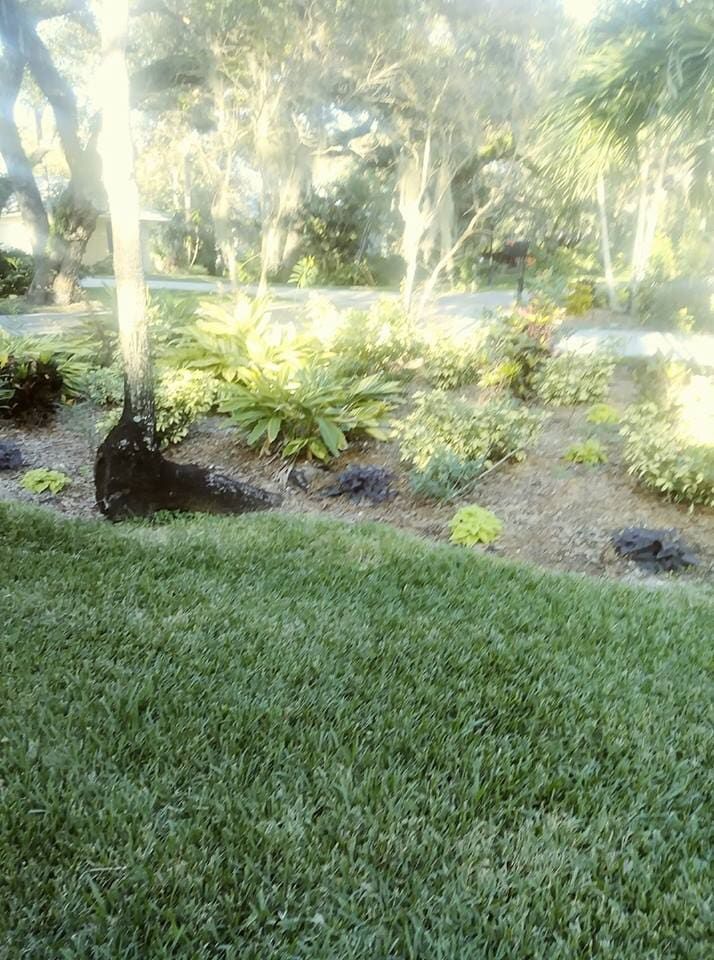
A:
[0, 31, 53, 304]
[628, 153, 651, 314]
[1, 0, 102, 305]
[50, 186, 99, 304]
[94, 0, 278, 521]
[596, 171, 617, 312]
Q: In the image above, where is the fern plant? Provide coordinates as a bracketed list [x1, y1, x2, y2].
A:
[221, 365, 401, 461]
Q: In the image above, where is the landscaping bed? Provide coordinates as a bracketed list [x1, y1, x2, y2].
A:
[3, 294, 714, 586]
[2, 364, 714, 586]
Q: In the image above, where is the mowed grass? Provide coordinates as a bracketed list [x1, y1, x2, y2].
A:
[1, 505, 713, 959]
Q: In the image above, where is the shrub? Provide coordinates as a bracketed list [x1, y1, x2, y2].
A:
[20, 468, 71, 494]
[533, 353, 615, 405]
[80, 364, 124, 406]
[423, 331, 485, 389]
[0, 247, 34, 298]
[408, 448, 485, 501]
[479, 304, 560, 398]
[167, 297, 313, 381]
[586, 403, 620, 425]
[0, 334, 65, 421]
[329, 299, 422, 377]
[449, 505, 503, 545]
[154, 369, 218, 446]
[221, 365, 401, 461]
[564, 438, 608, 465]
[399, 391, 541, 483]
[565, 279, 595, 316]
[621, 401, 714, 506]
[630, 357, 693, 405]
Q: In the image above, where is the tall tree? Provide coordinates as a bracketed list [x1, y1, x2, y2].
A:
[94, 0, 276, 520]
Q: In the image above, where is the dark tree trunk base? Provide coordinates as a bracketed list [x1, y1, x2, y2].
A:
[95, 416, 280, 521]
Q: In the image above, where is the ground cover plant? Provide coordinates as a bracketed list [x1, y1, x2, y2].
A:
[400, 391, 541, 497]
[1, 504, 713, 959]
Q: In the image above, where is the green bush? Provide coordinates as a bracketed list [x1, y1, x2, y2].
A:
[0, 333, 83, 421]
[533, 353, 615, 405]
[479, 304, 560, 398]
[80, 364, 124, 406]
[448, 504, 503, 545]
[408, 448, 486, 500]
[564, 438, 608, 465]
[565, 279, 595, 316]
[423, 331, 485, 390]
[586, 403, 620, 425]
[329, 298, 422, 377]
[621, 401, 714, 506]
[0, 247, 34, 298]
[167, 298, 313, 381]
[399, 391, 541, 492]
[221, 365, 401, 461]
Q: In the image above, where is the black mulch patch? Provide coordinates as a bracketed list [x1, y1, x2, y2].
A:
[612, 527, 698, 573]
[0, 440, 23, 470]
[322, 465, 396, 504]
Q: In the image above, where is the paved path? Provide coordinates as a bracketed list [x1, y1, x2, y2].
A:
[3, 277, 714, 365]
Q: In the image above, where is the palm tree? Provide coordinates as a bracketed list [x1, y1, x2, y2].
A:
[541, 0, 713, 312]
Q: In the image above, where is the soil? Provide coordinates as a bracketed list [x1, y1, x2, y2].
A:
[3, 370, 714, 590]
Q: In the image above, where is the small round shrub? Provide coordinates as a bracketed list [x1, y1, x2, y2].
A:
[533, 353, 615, 405]
[622, 401, 714, 506]
[449, 505, 503, 545]
[423, 332, 485, 390]
[399, 391, 541, 478]
[563, 438, 608, 465]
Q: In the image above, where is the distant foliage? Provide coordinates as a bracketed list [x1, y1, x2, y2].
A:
[0, 248, 34, 298]
[221, 365, 401, 461]
[289, 256, 319, 289]
[20, 468, 71, 494]
[564, 438, 608, 465]
[565, 280, 595, 316]
[533, 353, 615, 405]
[449, 505, 503, 545]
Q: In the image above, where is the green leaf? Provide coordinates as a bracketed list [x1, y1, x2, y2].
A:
[267, 417, 282, 443]
[317, 418, 347, 456]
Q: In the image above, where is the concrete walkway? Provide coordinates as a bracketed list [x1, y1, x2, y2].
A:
[3, 277, 714, 365]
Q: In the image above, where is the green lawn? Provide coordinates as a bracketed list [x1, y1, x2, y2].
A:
[1, 505, 712, 959]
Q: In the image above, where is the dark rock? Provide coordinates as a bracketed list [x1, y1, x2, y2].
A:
[322, 465, 396, 504]
[612, 527, 698, 573]
[0, 441, 23, 471]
